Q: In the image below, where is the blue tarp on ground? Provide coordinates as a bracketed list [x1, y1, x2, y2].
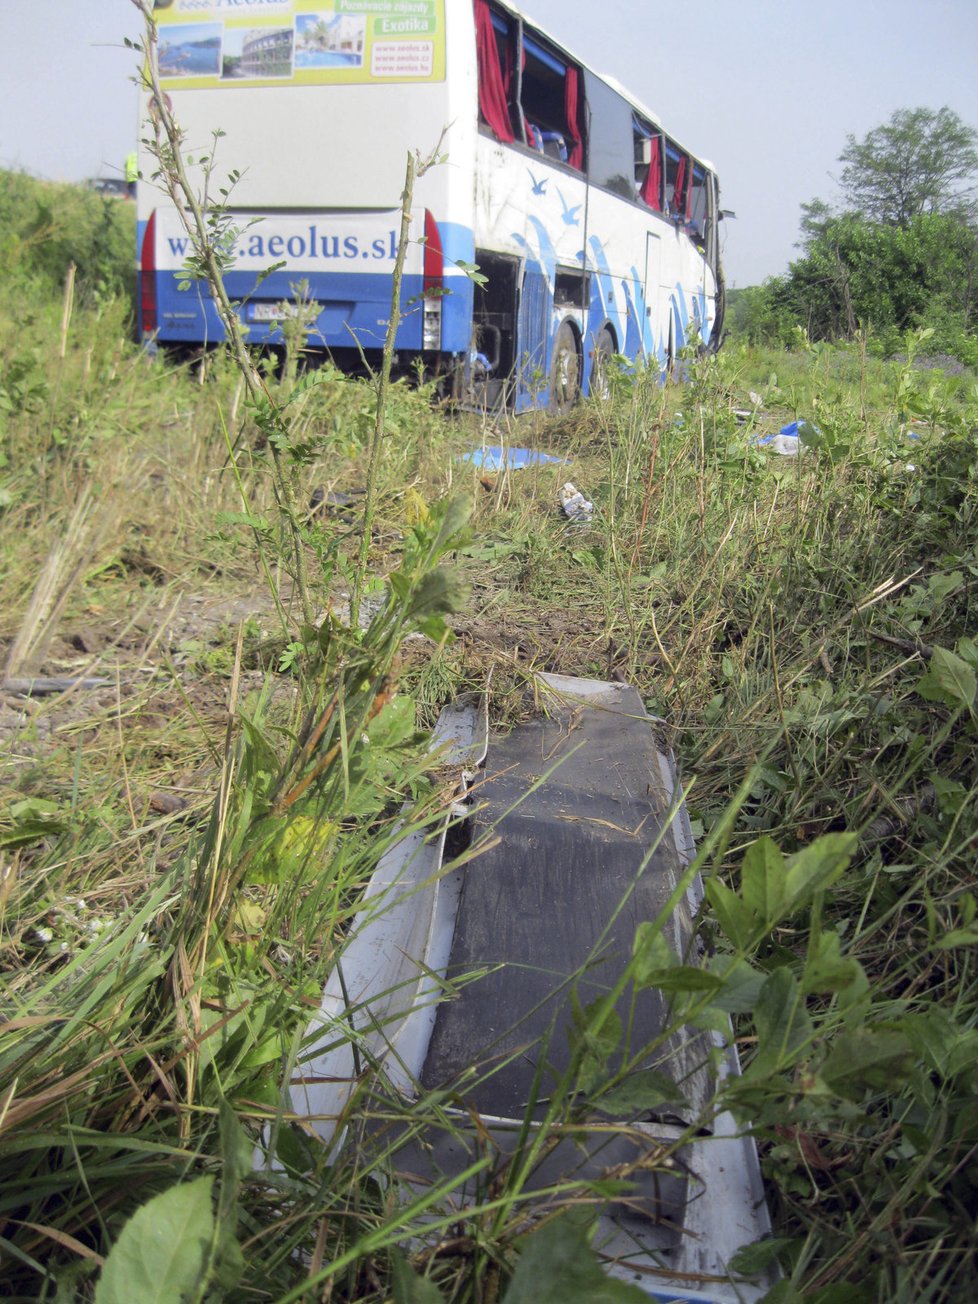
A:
[756, 419, 818, 447]
[460, 446, 569, 471]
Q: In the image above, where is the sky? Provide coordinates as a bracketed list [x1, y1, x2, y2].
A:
[1, 1, 977, 287]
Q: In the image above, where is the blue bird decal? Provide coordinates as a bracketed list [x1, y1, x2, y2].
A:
[556, 188, 582, 225]
[527, 169, 548, 196]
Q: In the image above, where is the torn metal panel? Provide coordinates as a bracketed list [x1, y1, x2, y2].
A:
[287, 694, 487, 1136]
[288, 674, 773, 1301]
[389, 1113, 690, 1250]
[422, 674, 714, 1123]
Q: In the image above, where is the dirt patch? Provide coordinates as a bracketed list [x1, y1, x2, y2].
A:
[0, 580, 284, 790]
[0, 548, 614, 803]
[457, 607, 609, 677]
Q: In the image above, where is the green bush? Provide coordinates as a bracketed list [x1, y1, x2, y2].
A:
[0, 170, 136, 308]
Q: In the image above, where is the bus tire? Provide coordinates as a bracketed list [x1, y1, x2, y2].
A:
[549, 320, 580, 414]
[590, 326, 616, 399]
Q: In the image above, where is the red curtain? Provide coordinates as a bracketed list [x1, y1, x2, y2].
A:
[640, 136, 662, 210]
[475, 0, 514, 144]
[564, 65, 584, 170]
[673, 156, 687, 216]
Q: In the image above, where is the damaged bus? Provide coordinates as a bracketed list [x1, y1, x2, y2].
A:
[138, 0, 725, 411]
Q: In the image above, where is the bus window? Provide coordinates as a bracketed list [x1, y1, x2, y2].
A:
[584, 71, 634, 199]
[518, 31, 584, 169]
[665, 141, 690, 218]
[688, 163, 711, 249]
[476, 0, 515, 143]
[633, 114, 663, 211]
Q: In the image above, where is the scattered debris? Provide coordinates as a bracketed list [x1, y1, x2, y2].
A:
[901, 422, 937, 441]
[734, 393, 766, 422]
[2, 676, 112, 697]
[756, 431, 803, 456]
[308, 486, 360, 523]
[756, 420, 818, 457]
[309, 487, 358, 512]
[558, 481, 594, 524]
[148, 791, 189, 815]
[460, 446, 569, 472]
[862, 782, 937, 844]
[469, 349, 493, 378]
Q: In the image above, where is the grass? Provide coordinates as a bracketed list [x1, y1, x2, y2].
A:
[1, 163, 977, 1302]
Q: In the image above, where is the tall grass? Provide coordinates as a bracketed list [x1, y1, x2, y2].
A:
[524, 343, 978, 1300]
[0, 158, 471, 1301]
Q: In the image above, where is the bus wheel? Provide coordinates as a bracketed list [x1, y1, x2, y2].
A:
[549, 320, 580, 414]
[590, 327, 615, 400]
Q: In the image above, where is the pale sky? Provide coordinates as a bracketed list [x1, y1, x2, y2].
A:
[1, 1, 977, 287]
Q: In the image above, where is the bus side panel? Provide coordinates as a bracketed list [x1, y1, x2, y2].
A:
[435, 220, 477, 354]
[474, 136, 589, 407]
[578, 188, 717, 377]
[674, 231, 716, 353]
[473, 135, 716, 402]
[514, 265, 550, 413]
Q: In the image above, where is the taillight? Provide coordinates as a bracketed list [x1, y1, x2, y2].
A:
[139, 210, 157, 338]
[423, 209, 443, 292]
[422, 209, 443, 350]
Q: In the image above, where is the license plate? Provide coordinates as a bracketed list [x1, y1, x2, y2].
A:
[248, 301, 317, 323]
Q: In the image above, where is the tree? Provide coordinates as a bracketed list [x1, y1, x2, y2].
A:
[798, 197, 833, 250]
[733, 107, 978, 363]
[734, 212, 978, 349]
[839, 106, 978, 227]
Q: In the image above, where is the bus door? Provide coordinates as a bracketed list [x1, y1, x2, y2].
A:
[643, 233, 663, 363]
[514, 263, 551, 413]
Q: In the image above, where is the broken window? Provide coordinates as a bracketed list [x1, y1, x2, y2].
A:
[633, 114, 663, 211]
[475, 0, 515, 144]
[665, 141, 690, 218]
[520, 32, 584, 168]
[554, 267, 588, 309]
[476, 6, 584, 170]
[687, 163, 713, 249]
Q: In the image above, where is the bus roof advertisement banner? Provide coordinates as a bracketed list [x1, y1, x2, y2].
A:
[153, 0, 446, 89]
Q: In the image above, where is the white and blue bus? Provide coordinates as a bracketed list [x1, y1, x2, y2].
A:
[138, 0, 725, 411]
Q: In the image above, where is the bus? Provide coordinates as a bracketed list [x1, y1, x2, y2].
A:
[138, 0, 725, 412]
